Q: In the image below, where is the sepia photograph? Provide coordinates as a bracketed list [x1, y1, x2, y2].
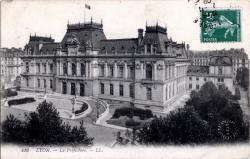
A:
[0, 0, 249, 158]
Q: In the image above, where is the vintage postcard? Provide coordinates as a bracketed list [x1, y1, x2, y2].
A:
[1, 0, 249, 159]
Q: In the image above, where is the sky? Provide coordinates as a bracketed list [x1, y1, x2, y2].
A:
[1, 0, 250, 56]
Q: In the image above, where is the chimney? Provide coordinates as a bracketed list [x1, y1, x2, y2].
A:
[138, 29, 143, 45]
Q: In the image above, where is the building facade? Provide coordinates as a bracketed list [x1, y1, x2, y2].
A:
[187, 56, 234, 94]
[0, 48, 23, 89]
[189, 49, 249, 74]
[20, 19, 190, 111]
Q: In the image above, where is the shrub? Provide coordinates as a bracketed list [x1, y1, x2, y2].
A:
[112, 107, 153, 119]
[125, 120, 140, 127]
[8, 97, 35, 106]
[75, 102, 88, 115]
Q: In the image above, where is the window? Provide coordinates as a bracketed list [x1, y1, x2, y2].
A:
[218, 67, 223, 75]
[109, 65, 114, 77]
[80, 83, 85, 96]
[50, 79, 52, 89]
[26, 62, 29, 73]
[63, 63, 67, 75]
[218, 78, 224, 82]
[37, 79, 40, 88]
[50, 64, 53, 73]
[44, 79, 46, 88]
[62, 82, 67, 94]
[26, 78, 29, 87]
[43, 63, 47, 74]
[189, 77, 192, 81]
[189, 84, 192, 89]
[72, 63, 76, 75]
[111, 47, 116, 54]
[81, 63, 85, 76]
[204, 78, 207, 81]
[196, 84, 199, 90]
[129, 84, 134, 98]
[196, 77, 199, 81]
[119, 84, 123, 96]
[166, 85, 168, 100]
[146, 87, 152, 100]
[128, 66, 134, 79]
[110, 84, 113, 95]
[118, 66, 124, 78]
[71, 83, 75, 95]
[37, 63, 40, 73]
[99, 65, 104, 77]
[100, 83, 104, 94]
[146, 44, 151, 53]
[146, 64, 153, 80]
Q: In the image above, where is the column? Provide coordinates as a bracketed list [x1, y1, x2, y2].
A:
[57, 62, 60, 75]
[144, 45, 147, 54]
[86, 62, 89, 77]
[114, 63, 117, 78]
[140, 63, 144, 79]
[150, 44, 153, 54]
[46, 62, 49, 74]
[154, 63, 157, 80]
[104, 63, 108, 77]
[89, 62, 92, 78]
[68, 62, 71, 76]
[60, 61, 63, 76]
[77, 62, 81, 76]
[124, 63, 128, 79]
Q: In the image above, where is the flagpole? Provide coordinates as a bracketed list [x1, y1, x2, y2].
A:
[84, 0, 86, 23]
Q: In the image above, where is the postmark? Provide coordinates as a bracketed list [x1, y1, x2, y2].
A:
[200, 9, 241, 42]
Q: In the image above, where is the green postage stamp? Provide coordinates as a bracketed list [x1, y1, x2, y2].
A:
[201, 9, 241, 42]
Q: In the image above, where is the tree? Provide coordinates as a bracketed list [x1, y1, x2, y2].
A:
[136, 107, 209, 145]
[236, 67, 249, 90]
[1, 101, 93, 145]
[2, 114, 26, 143]
[185, 82, 248, 142]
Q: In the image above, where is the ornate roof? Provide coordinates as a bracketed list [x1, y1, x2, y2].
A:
[61, 21, 106, 50]
[100, 38, 138, 54]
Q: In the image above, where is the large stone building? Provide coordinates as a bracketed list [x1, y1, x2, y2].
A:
[187, 56, 234, 93]
[188, 49, 249, 74]
[20, 19, 190, 111]
[0, 47, 23, 89]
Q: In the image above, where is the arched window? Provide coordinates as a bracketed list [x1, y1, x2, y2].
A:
[146, 64, 152, 80]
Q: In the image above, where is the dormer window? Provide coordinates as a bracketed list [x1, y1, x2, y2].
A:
[101, 47, 106, 53]
[111, 47, 116, 54]
[120, 46, 125, 53]
[146, 44, 151, 54]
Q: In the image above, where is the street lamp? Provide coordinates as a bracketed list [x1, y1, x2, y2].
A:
[71, 97, 76, 119]
[71, 74, 77, 119]
[44, 83, 47, 101]
[96, 98, 100, 122]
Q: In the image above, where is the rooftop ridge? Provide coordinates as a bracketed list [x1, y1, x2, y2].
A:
[145, 25, 167, 34]
[101, 38, 138, 41]
[67, 21, 103, 31]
